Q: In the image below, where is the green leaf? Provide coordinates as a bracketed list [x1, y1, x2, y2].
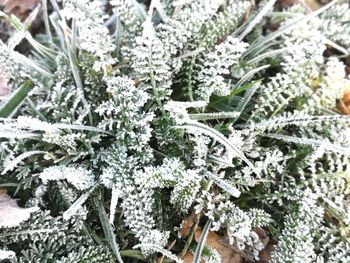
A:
[209, 80, 262, 111]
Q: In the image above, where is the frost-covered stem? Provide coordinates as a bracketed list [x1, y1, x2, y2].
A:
[269, 98, 291, 118]
[0, 228, 61, 238]
[187, 56, 196, 102]
[145, 2, 166, 116]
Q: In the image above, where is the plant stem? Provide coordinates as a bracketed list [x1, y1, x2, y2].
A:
[149, 68, 166, 116]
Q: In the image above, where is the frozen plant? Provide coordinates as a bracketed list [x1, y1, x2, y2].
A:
[0, 0, 349, 262]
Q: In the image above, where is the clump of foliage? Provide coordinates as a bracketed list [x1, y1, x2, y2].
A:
[0, 0, 349, 262]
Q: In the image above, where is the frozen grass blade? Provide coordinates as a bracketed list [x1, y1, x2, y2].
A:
[264, 133, 350, 156]
[237, 115, 350, 130]
[95, 196, 124, 263]
[247, 48, 288, 64]
[42, 0, 53, 44]
[208, 155, 235, 168]
[205, 172, 241, 198]
[233, 65, 269, 89]
[232, 84, 260, 124]
[238, 0, 277, 40]
[63, 185, 97, 220]
[245, 0, 338, 57]
[189, 112, 240, 121]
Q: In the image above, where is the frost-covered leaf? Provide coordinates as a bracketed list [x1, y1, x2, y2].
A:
[39, 165, 95, 191]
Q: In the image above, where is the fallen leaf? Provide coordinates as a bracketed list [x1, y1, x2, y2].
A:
[191, 229, 243, 263]
[183, 227, 274, 263]
[346, 66, 350, 76]
[259, 243, 275, 263]
[255, 227, 269, 247]
[178, 211, 197, 238]
[0, 0, 38, 14]
[182, 252, 195, 263]
[277, 0, 321, 10]
[254, 227, 275, 263]
[0, 0, 39, 20]
[0, 188, 39, 228]
[337, 81, 350, 115]
[0, 75, 11, 100]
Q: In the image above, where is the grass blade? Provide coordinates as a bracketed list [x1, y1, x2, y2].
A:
[233, 65, 269, 89]
[205, 172, 241, 198]
[0, 80, 33, 118]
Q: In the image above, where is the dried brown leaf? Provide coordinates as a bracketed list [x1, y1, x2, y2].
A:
[0, 75, 11, 99]
[0, 0, 39, 20]
[277, 0, 321, 10]
[191, 229, 243, 263]
[183, 227, 274, 263]
[337, 81, 350, 115]
[178, 212, 197, 238]
[182, 251, 196, 263]
[258, 243, 275, 263]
